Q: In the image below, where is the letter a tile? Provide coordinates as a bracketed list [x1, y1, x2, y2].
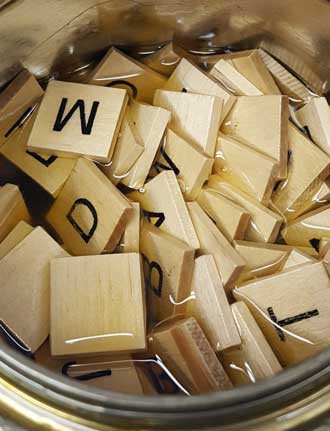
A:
[27, 81, 128, 163]
[47, 158, 132, 255]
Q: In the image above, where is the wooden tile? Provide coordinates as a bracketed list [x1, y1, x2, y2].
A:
[281, 204, 330, 247]
[0, 220, 33, 260]
[27, 80, 128, 163]
[295, 179, 330, 215]
[0, 227, 68, 353]
[221, 302, 282, 386]
[0, 69, 43, 146]
[140, 222, 195, 324]
[234, 241, 290, 283]
[151, 317, 232, 394]
[187, 255, 241, 352]
[208, 176, 283, 243]
[154, 128, 213, 200]
[51, 253, 146, 356]
[272, 124, 330, 221]
[162, 57, 235, 122]
[283, 248, 316, 270]
[215, 50, 281, 95]
[297, 246, 319, 257]
[214, 133, 278, 204]
[88, 47, 166, 104]
[319, 239, 330, 259]
[221, 95, 289, 179]
[210, 59, 263, 96]
[197, 188, 250, 242]
[47, 158, 132, 255]
[101, 107, 143, 185]
[1, 111, 76, 197]
[187, 202, 245, 291]
[259, 49, 311, 102]
[0, 183, 30, 242]
[234, 262, 330, 365]
[129, 171, 199, 250]
[140, 43, 181, 77]
[35, 341, 143, 394]
[118, 202, 140, 253]
[153, 89, 222, 157]
[120, 100, 171, 189]
[296, 97, 330, 156]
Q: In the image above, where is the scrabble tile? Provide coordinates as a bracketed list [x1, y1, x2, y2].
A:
[140, 43, 181, 76]
[153, 89, 222, 157]
[234, 262, 330, 365]
[282, 249, 315, 271]
[221, 95, 289, 179]
[101, 107, 143, 185]
[0, 183, 30, 242]
[140, 222, 194, 324]
[50, 253, 146, 356]
[120, 100, 171, 189]
[208, 176, 283, 243]
[154, 128, 213, 200]
[234, 241, 290, 283]
[214, 133, 278, 204]
[88, 47, 166, 103]
[35, 341, 143, 394]
[215, 50, 281, 95]
[259, 50, 311, 102]
[187, 202, 245, 291]
[221, 302, 282, 385]
[118, 202, 140, 253]
[0, 69, 43, 146]
[162, 57, 235, 122]
[0, 220, 33, 260]
[210, 60, 263, 96]
[187, 255, 241, 352]
[197, 188, 250, 242]
[0, 227, 68, 353]
[296, 179, 330, 215]
[1, 111, 76, 197]
[272, 124, 330, 221]
[47, 158, 132, 255]
[281, 204, 330, 247]
[296, 97, 330, 156]
[27, 80, 128, 163]
[151, 317, 232, 394]
[129, 171, 199, 250]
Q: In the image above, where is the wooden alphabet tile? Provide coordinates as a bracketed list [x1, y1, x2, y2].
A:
[214, 133, 278, 204]
[154, 128, 214, 201]
[187, 201, 245, 291]
[27, 80, 128, 163]
[120, 100, 171, 189]
[0, 220, 33, 260]
[186, 255, 241, 352]
[118, 202, 140, 253]
[0, 183, 30, 242]
[283, 248, 316, 270]
[234, 262, 330, 365]
[47, 158, 132, 256]
[88, 47, 166, 103]
[162, 57, 235, 122]
[50, 253, 146, 356]
[129, 171, 200, 250]
[154, 89, 222, 157]
[140, 222, 195, 324]
[197, 188, 250, 242]
[0, 227, 68, 353]
[1, 110, 76, 197]
[221, 95, 289, 179]
[140, 42, 181, 77]
[208, 176, 283, 243]
[272, 124, 330, 221]
[151, 317, 233, 394]
[0, 69, 43, 146]
[221, 302, 282, 386]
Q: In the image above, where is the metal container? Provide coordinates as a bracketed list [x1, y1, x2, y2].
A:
[1, 1, 330, 429]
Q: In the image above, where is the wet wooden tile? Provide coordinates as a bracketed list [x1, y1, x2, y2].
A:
[0, 220, 33, 260]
